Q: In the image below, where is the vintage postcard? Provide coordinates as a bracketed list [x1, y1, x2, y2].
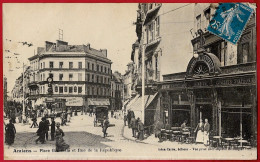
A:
[3, 3, 257, 160]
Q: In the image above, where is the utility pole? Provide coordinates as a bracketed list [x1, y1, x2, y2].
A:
[22, 62, 26, 123]
[141, 10, 146, 123]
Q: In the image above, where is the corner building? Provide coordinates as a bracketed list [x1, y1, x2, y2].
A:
[28, 40, 112, 111]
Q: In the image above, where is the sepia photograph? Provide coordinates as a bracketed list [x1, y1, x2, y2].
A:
[2, 2, 257, 160]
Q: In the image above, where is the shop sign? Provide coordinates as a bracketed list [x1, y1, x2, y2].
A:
[216, 77, 255, 86]
[187, 54, 215, 75]
[162, 83, 185, 89]
[66, 97, 83, 106]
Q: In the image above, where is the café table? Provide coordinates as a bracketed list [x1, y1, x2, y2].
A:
[213, 136, 222, 147]
[224, 138, 234, 149]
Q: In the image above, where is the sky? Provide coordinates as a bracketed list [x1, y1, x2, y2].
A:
[3, 3, 194, 93]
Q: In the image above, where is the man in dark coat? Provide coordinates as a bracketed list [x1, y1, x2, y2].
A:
[5, 119, 16, 145]
[137, 119, 144, 140]
[102, 117, 110, 138]
[30, 111, 38, 128]
[45, 118, 50, 140]
[127, 111, 131, 128]
[50, 118, 56, 141]
[130, 117, 136, 137]
[36, 117, 46, 144]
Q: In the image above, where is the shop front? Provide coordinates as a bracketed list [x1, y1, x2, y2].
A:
[159, 52, 257, 142]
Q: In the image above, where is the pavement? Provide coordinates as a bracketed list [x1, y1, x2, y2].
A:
[3, 114, 257, 160]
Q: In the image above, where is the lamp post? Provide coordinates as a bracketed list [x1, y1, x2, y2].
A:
[22, 62, 26, 123]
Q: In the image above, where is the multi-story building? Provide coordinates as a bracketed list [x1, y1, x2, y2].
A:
[111, 71, 123, 111]
[11, 66, 31, 104]
[28, 40, 112, 111]
[158, 3, 257, 143]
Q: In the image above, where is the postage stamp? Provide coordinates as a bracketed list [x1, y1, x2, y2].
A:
[207, 3, 254, 44]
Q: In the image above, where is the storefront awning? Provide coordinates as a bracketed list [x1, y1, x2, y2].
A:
[88, 99, 110, 106]
[126, 95, 140, 111]
[143, 5, 161, 26]
[128, 93, 158, 111]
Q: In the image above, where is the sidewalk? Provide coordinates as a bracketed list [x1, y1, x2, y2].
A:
[122, 125, 207, 148]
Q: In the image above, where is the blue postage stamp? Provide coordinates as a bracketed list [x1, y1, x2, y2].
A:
[207, 3, 254, 44]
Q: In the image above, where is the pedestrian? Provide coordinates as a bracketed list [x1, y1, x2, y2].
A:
[124, 114, 127, 126]
[130, 117, 136, 137]
[50, 118, 56, 141]
[137, 118, 144, 140]
[35, 117, 46, 144]
[194, 119, 204, 144]
[127, 111, 131, 128]
[67, 110, 71, 123]
[30, 111, 38, 128]
[44, 118, 50, 141]
[102, 116, 110, 138]
[181, 120, 188, 132]
[154, 120, 164, 142]
[55, 122, 70, 152]
[74, 108, 78, 116]
[204, 118, 210, 146]
[5, 119, 16, 145]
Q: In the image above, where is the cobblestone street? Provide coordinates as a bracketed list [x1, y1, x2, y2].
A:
[4, 114, 257, 160]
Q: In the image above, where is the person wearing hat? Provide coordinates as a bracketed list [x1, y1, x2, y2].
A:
[5, 119, 16, 145]
[137, 118, 144, 140]
[55, 122, 70, 152]
[35, 117, 46, 144]
[50, 118, 56, 141]
[102, 116, 110, 138]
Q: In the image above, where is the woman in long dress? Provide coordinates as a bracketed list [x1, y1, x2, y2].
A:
[5, 119, 16, 145]
[194, 119, 204, 143]
[55, 122, 70, 152]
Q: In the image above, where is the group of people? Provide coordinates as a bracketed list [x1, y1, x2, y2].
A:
[35, 117, 69, 152]
[124, 111, 145, 141]
[194, 118, 210, 145]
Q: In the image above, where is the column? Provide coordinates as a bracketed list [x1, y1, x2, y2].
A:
[211, 88, 219, 135]
[154, 91, 162, 124]
[250, 87, 257, 144]
[188, 90, 196, 129]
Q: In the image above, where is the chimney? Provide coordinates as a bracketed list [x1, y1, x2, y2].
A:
[56, 40, 68, 47]
[100, 49, 107, 57]
[45, 41, 56, 51]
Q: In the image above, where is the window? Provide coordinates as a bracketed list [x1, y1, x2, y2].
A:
[87, 62, 90, 69]
[92, 87, 94, 95]
[64, 86, 68, 92]
[41, 74, 42, 81]
[49, 61, 54, 68]
[101, 66, 103, 72]
[59, 62, 63, 68]
[78, 87, 82, 94]
[78, 62, 82, 69]
[204, 8, 211, 29]
[41, 63, 42, 69]
[100, 76, 103, 84]
[92, 74, 94, 82]
[69, 62, 73, 69]
[149, 23, 154, 42]
[220, 41, 227, 66]
[69, 87, 73, 93]
[104, 77, 107, 84]
[97, 87, 99, 95]
[87, 74, 90, 82]
[59, 74, 63, 81]
[149, 3, 153, 9]
[59, 87, 63, 94]
[242, 42, 249, 63]
[156, 17, 160, 37]
[97, 65, 99, 72]
[43, 86, 45, 94]
[55, 86, 58, 92]
[155, 56, 158, 79]
[92, 63, 94, 71]
[105, 67, 107, 73]
[49, 73, 53, 78]
[43, 73, 45, 81]
[78, 73, 82, 81]
[69, 74, 73, 81]
[74, 86, 77, 93]
[196, 15, 201, 31]
[97, 76, 99, 83]
[43, 62, 45, 68]
[87, 86, 90, 95]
